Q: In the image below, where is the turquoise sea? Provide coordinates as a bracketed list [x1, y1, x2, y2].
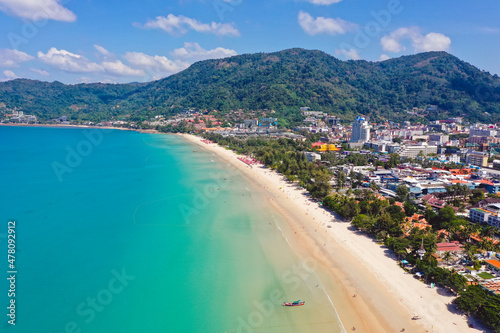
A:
[0, 126, 344, 333]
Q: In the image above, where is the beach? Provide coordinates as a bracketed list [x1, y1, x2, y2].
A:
[181, 133, 488, 333]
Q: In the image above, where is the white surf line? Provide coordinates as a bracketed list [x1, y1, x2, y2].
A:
[245, 186, 250, 191]
[272, 217, 347, 333]
[274, 217, 293, 249]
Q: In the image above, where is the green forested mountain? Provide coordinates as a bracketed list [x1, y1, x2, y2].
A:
[1, 48, 499, 123]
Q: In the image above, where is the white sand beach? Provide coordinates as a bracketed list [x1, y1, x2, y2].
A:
[181, 133, 489, 333]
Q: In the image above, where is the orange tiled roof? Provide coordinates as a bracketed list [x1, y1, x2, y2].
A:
[437, 229, 450, 236]
[411, 214, 422, 221]
[451, 180, 468, 184]
[412, 223, 431, 230]
[486, 259, 500, 270]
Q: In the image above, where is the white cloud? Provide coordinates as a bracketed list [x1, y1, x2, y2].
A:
[37, 48, 102, 73]
[298, 11, 357, 36]
[171, 42, 237, 62]
[31, 44, 237, 82]
[381, 27, 410, 52]
[335, 48, 361, 60]
[101, 60, 144, 77]
[123, 52, 189, 79]
[0, 49, 34, 67]
[30, 68, 50, 76]
[124, 43, 239, 80]
[94, 45, 112, 56]
[378, 54, 390, 61]
[2, 70, 17, 81]
[381, 27, 451, 53]
[0, 0, 76, 22]
[413, 32, 451, 52]
[306, 0, 343, 5]
[480, 27, 500, 35]
[135, 14, 240, 36]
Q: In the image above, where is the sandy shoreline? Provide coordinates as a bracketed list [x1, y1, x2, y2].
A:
[180, 133, 488, 333]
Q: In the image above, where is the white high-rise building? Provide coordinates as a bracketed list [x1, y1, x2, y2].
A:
[350, 116, 370, 143]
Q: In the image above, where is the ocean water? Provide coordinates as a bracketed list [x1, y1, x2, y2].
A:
[0, 126, 343, 333]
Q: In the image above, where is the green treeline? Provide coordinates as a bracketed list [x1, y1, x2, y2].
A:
[202, 133, 332, 198]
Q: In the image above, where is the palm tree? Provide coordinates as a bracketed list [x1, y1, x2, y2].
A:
[442, 251, 452, 265]
[459, 225, 473, 243]
[445, 185, 454, 199]
[470, 223, 482, 237]
[479, 239, 495, 252]
[460, 184, 469, 201]
[473, 259, 482, 271]
[480, 225, 497, 239]
[464, 243, 479, 261]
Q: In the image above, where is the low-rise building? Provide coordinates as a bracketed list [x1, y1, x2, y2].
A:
[305, 152, 321, 162]
[394, 143, 438, 158]
[466, 152, 488, 167]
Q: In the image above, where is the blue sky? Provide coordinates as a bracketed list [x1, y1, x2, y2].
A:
[0, 0, 499, 84]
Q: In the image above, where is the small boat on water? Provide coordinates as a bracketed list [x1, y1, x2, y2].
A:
[283, 300, 305, 306]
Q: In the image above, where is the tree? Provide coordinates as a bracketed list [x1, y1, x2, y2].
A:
[369, 180, 380, 191]
[396, 184, 410, 202]
[479, 239, 496, 252]
[367, 198, 388, 217]
[464, 243, 479, 261]
[455, 285, 500, 331]
[385, 236, 411, 259]
[376, 212, 401, 237]
[481, 225, 497, 239]
[385, 205, 406, 225]
[352, 214, 374, 231]
[263, 152, 274, 166]
[309, 168, 332, 199]
[337, 170, 347, 188]
[442, 251, 452, 265]
[357, 189, 376, 201]
[436, 205, 456, 229]
[342, 199, 360, 221]
[386, 153, 401, 168]
[424, 207, 438, 226]
[455, 285, 488, 315]
[404, 201, 417, 217]
[473, 259, 482, 271]
[322, 196, 335, 209]
[458, 184, 469, 201]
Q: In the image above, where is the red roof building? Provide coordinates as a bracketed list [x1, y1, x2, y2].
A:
[436, 241, 463, 253]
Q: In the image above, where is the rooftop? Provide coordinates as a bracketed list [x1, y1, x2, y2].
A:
[486, 260, 500, 270]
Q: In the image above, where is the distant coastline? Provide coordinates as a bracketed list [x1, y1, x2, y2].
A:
[0, 123, 135, 131]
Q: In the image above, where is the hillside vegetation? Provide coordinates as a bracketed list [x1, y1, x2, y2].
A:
[1, 49, 499, 123]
